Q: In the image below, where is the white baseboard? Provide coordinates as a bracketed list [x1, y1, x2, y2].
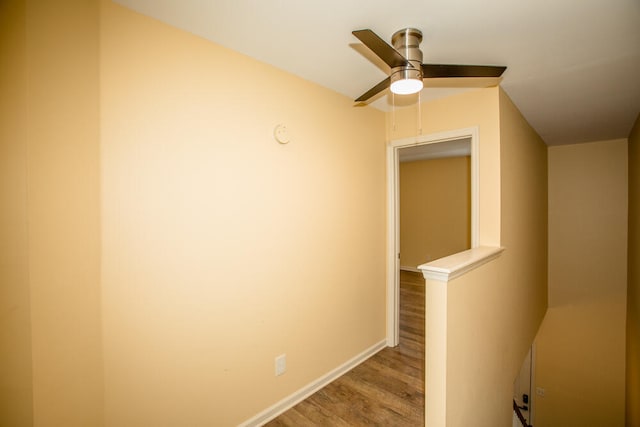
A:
[239, 339, 387, 427]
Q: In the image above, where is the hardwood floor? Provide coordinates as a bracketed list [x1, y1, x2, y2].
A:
[265, 271, 425, 426]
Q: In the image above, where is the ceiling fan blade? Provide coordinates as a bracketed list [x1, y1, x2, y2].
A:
[355, 77, 391, 103]
[352, 29, 409, 68]
[421, 64, 507, 78]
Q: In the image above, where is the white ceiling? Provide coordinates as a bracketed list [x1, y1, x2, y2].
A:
[115, 0, 640, 146]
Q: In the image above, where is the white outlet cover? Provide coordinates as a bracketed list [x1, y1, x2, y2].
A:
[275, 354, 286, 376]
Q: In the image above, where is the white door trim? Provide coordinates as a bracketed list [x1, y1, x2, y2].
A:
[386, 127, 480, 346]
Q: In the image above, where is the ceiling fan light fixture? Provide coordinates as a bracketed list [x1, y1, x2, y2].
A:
[390, 76, 424, 95]
[390, 67, 424, 95]
[389, 28, 424, 96]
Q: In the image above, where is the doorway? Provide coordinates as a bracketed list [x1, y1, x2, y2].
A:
[386, 128, 479, 346]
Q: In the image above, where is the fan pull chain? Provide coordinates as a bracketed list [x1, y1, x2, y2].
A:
[417, 91, 422, 137]
[392, 92, 397, 133]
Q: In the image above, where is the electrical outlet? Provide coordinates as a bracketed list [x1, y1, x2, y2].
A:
[536, 387, 545, 397]
[275, 354, 286, 376]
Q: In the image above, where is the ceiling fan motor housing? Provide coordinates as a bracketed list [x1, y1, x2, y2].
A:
[391, 28, 423, 87]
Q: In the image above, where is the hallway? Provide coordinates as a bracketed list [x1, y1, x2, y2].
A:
[265, 271, 425, 426]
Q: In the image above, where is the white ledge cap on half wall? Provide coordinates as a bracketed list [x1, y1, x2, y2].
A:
[418, 246, 505, 282]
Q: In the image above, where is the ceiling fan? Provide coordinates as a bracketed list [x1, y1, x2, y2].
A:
[352, 28, 507, 103]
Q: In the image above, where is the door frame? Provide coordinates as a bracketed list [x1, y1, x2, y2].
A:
[386, 127, 480, 346]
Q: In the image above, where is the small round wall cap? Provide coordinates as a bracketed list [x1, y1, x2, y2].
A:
[274, 124, 290, 144]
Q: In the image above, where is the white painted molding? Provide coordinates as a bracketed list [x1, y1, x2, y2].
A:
[386, 141, 399, 347]
[400, 265, 421, 273]
[418, 246, 504, 282]
[389, 126, 479, 149]
[386, 126, 480, 348]
[239, 340, 387, 426]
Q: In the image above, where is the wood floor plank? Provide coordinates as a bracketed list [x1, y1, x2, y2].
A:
[264, 279, 425, 426]
[371, 352, 422, 380]
[365, 357, 423, 391]
[288, 399, 353, 426]
[339, 365, 422, 412]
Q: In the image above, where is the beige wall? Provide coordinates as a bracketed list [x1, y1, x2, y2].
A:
[498, 88, 549, 362]
[445, 88, 548, 426]
[627, 113, 640, 427]
[390, 88, 501, 247]
[399, 156, 470, 269]
[444, 255, 510, 425]
[396, 88, 548, 426]
[0, 1, 32, 425]
[100, 2, 386, 425]
[1, 0, 103, 425]
[27, 2, 103, 424]
[535, 139, 628, 427]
